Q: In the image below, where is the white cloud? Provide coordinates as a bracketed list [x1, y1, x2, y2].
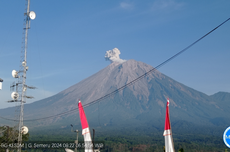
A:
[105, 48, 126, 63]
[29, 70, 65, 80]
[30, 73, 57, 80]
[120, 2, 134, 10]
[151, 0, 184, 12]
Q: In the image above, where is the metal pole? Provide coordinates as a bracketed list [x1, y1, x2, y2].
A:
[75, 130, 78, 152]
[71, 125, 79, 152]
[18, 0, 30, 151]
[92, 129, 95, 152]
[6, 126, 9, 152]
[0, 78, 3, 90]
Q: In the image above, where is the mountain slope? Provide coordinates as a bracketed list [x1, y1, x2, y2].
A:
[0, 60, 229, 135]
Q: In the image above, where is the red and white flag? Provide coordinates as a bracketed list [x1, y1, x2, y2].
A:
[78, 100, 93, 152]
[163, 98, 175, 152]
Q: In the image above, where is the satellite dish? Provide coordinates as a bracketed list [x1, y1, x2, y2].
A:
[11, 92, 19, 100]
[21, 126, 29, 134]
[23, 87, 27, 92]
[29, 11, 36, 20]
[22, 61, 26, 67]
[12, 70, 18, 78]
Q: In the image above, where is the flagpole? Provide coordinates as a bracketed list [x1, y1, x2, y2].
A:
[163, 98, 175, 152]
[78, 100, 94, 152]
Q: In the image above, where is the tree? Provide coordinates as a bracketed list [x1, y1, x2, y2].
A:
[0, 126, 29, 152]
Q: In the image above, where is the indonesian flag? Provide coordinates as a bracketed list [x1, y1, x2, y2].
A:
[163, 98, 175, 152]
[78, 100, 93, 152]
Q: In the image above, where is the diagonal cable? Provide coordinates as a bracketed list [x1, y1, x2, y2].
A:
[0, 17, 229, 122]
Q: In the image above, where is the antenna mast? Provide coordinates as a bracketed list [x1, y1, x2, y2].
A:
[8, 0, 36, 152]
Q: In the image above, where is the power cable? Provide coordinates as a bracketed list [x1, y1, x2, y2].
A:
[0, 17, 229, 122]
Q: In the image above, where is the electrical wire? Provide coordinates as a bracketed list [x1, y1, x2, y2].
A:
[0, 17, 229, 122]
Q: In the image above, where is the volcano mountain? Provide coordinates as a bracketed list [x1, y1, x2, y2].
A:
[0, 59, 229, 136]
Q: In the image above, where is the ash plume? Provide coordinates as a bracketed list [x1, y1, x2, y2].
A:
[105, 48, 126, 63]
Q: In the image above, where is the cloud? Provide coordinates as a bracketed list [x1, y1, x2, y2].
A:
[151, 0, 184, 12]
[29, 70, 66, 80]
[30, 73, 57, 80]
[120, 2, 134, 10]
[105, 48, 126, 63]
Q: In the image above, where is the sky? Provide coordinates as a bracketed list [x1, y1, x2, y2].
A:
[0, 0, 230, 109]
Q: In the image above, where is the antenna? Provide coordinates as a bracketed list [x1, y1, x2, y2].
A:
[0, 78, 3, 90]
[7, 0, 36, 152]
[93, 129, 95, 152]
[70, 124, 79, 152]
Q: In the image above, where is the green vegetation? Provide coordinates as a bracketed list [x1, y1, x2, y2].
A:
[22, 132, 227, 152]
[1, 126, 228, 151]
[0, 126, 29, 152]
